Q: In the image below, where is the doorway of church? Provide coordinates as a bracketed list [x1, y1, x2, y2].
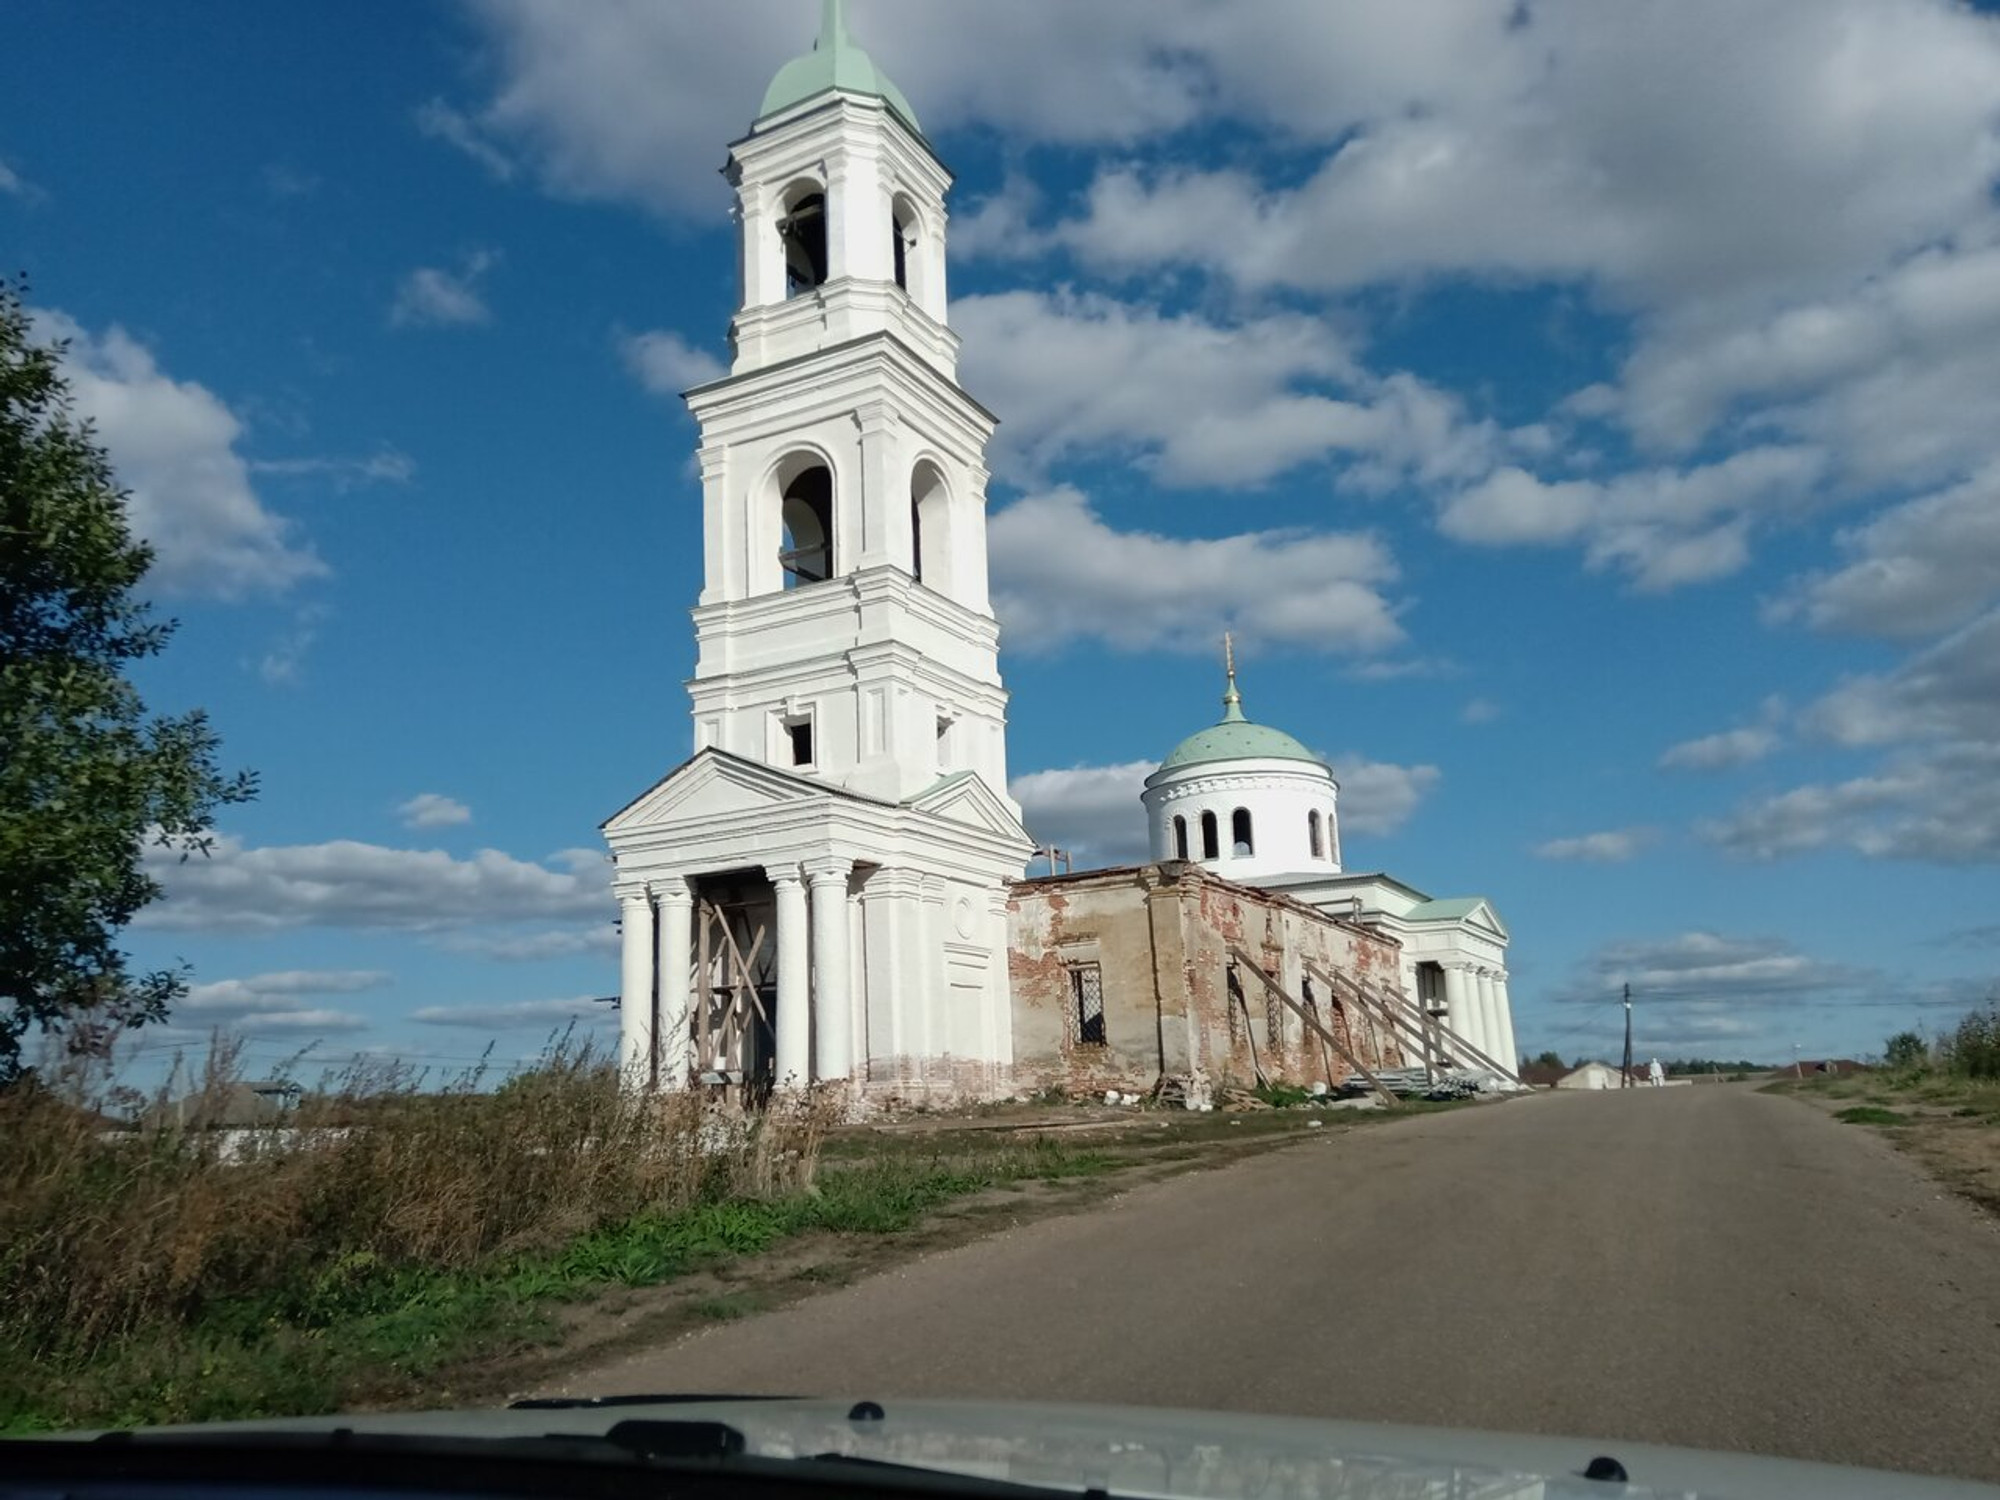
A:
[690, 872, 778, 1105]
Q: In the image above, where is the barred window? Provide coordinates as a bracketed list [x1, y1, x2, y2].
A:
[1070, 963, 1106, 1047]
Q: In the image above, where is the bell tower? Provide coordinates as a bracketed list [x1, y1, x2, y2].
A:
[605, 1, 1031, 1108]
[684, 0, 1012, 808]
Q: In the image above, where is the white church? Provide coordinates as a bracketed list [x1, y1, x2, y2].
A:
[605, 2, 1516, 1104]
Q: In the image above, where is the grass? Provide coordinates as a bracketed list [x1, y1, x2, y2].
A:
[1834, 1105, 1911, 1125]
[0, 1033, 1136, 1434]
[4, 1143, 1122, 1431]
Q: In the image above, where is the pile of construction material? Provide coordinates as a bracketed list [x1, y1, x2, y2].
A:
[1337, 1067, 1502, 1101]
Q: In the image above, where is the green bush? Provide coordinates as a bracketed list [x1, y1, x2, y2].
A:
[1884, 1030, 1928, 1072]
[1941, 1002, 2000, 1081]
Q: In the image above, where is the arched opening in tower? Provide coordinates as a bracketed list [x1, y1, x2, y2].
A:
[780, 190, 828, 297]
[910, 459, 950, 591]
[779, 464, 833, 587]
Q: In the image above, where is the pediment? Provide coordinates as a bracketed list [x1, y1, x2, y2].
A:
[1406, 897, 1509, 941]
[908, 771, 1030, 842]
[604, 750, 825, 835]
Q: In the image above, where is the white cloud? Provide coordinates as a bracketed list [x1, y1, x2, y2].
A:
[1010, 761, 1157, 868]
[1659, 727, 1780, 773]
[1460, 698, 1501, 725]
[1439, 447, 1824, 591]
[1807, 611, 2000, 750]
[180, 970, 389, 1038]
[185, 970, 391, 1009]
[398, 793, 474, 829]
[1439, 467, 1597, 547]
[619, 328, 726, 395]
[1704, 742, 2000, 865]
[1327, 755, 1439, 838]
[1534, 828, 1657, 863]
[255, 606, 327, 687]
[957, 289, 1490, 490]
[1031, 2, 2000, 314]
[137, 833, 610, 932]
[1556, 931, 1872, 1006]
[990, 487, 1404, 658]
[436, 926, 620, 962]
[249, 449, 416, 489]
[0, 156, 31, 197]
[412, 996, 613, 1030]
[1614, 238, 2000, 482]
[1776, 465, 2000, 641]
[33, 310, 326, 599]
[952, 174, 1047, 261]
[1706, 612, 2000, 864]
[416, 98, 517, 180]
[390, 251, 498, 328]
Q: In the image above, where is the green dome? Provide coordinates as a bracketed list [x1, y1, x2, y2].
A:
[758, 0, 923, 136]
[1154, 660, 1325, 774]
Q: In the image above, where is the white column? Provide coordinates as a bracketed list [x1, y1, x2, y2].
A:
[654, 878, 693, 1091]
[769, 865, 810, 1089]
[618, 888, 655, 1087]
[809, 860, 854, 1083]
[914, 875, 947, 1083]
[862, 871, 922, 1079]
[738, 184, 782, 312]
[1495, 972, 1520, 1080]
[1476, 970, 1502, 1071]
[1442, 964, 1474, 1068]
[855, 402, 905, 571]
[928, 204, 950, 321]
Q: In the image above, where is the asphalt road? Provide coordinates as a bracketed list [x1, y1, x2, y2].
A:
[556, 1086, 2000, 1481]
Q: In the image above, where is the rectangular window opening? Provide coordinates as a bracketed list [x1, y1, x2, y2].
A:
[784, 715, 815, 768]
[1070, 963, 1106, 1047]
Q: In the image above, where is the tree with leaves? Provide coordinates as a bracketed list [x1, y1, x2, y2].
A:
[0, 279, 255, 1081]
[1883, 1030, 1927, 1072]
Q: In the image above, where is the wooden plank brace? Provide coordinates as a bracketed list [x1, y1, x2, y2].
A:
[1228, 947, 1398, 1108]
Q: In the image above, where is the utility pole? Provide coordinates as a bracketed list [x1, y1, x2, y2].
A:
[1621, 982, 1634, 1089]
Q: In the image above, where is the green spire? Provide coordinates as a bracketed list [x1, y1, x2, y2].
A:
[757, 0, 924, 136]
[1220, 632, 1246, 723]
[820, 0, 849, 48]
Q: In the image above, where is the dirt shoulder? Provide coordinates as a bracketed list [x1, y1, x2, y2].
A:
[1765, 1071, 2000, 1218]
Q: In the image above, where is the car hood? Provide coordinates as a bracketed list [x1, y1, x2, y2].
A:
[109, 1396, 2000, 1499]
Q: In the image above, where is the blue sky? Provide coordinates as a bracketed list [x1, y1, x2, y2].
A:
[6, 0, 1998, 1081]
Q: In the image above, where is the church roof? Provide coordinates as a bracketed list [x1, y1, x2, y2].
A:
[1155, 652, 1323, 773]
[758, 0, 924, 137]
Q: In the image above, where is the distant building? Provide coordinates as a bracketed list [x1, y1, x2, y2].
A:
[1556, 1062, 1625, 1091]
